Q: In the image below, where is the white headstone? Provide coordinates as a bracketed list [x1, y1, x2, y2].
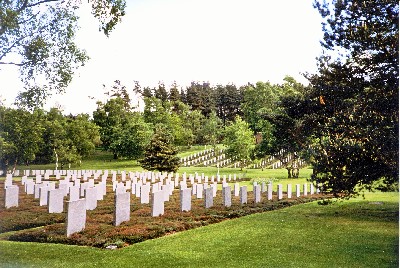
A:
[277, 184, 283, 200]
[254, 185, 261, 203]
[222, 186, 231, 207]
[296, 184, 301, 197]
[39, 186, 50, 206]
[287, 184, 292, 199]
[196, 184, 203, 199]
[48, 189, 64, 213]
[204, 187, 213, 208]
[95, 184, 104, 200]
[25, 180, 34, 194]
[151, 191, 165, 217]
[80, 182, 89, 197]
[261, 182, 266, 193]
[303, 183, 308, 196]
[114, 192, 130, 226]
[267, 183, 273, 200]
[85, 188, 97, 210]
[140, 184, 150, 204]
[4, 185, 19, 208]
[240, 186, 247, 205]
[69, 185, 80, 201]
[58, 183, 69, 197]
[34, 183, 43, 199]
[234, 183, 240, 196]
[180, 188, 192, 212]
[66, 199, 86, 237]
[161, 185, 170, 202]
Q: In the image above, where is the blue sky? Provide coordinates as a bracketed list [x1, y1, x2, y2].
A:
[0, 0, 323, 115]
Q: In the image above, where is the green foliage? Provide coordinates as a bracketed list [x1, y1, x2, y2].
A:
[241, 81, 281, 133]
[0, 1, 125, 108]
[200, 111, 223, 149]
[307, 0, 399, 197]
[255, 77, 310, 177]
[139, 125, 180, 172]
[0, 106, 44, 172]
[215, 84, 244, 125]
[89, 0, 126, 36]
[223, 116, 255, 170]
[0, 106, 101, 172]
[184, 82, 215, 117]
[93, 93, 152, 160]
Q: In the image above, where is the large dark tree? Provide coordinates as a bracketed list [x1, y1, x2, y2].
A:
[307, 0, 398, 196]
[215, 84, 243, 125]
[139, 125, 180, 173]
[257, 77, 310, 178]
[185, 81, 215, 117]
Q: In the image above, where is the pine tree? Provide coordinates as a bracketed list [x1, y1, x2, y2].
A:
[307, 0, 399, 196]
[139, 125, 180, 172]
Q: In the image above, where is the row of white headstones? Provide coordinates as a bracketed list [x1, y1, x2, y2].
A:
[3, 171, 320, 237]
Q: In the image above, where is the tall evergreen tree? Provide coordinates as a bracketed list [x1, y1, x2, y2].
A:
[307, 0, 399, 196]
[139, 125, 180, 172]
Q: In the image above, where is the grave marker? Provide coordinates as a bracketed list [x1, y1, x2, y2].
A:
[180, 188, 192, 212]
[114, 192, 130, 226]
[267, 183, 273, 200]
[234, 183, 240, 196]
[296, 184, 301, 197]
[222, 186, 231, 207]
[254, 185, 261, 203]
[151, 191, 165, 217]
[287, 184, 292, 199]
[204, 187, 213, 208]
[69, 185, 80, 201]
[85, 188, 97, 210]
[140, 184, 151, 204]
[48, 189, 64, 213]
[4, 185, 19, 208]
[39, 186, 50, 206]
[303, 183, 308, 196]
[240, 186, 248, 205]
[277, 184, 283, 200]
[66, 199, 86, 237]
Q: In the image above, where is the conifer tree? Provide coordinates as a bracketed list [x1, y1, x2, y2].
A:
[139, 125, 180, 173]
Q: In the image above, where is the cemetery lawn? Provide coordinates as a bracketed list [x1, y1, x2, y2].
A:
[0, 192, 398, 268]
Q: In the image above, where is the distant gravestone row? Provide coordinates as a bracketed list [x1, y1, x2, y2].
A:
[3, 170, 321, 237]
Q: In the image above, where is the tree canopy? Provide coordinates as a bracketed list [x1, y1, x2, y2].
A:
[306, 0, 399, 196]
[0, 0, 126, 109]
[139, 125, 180, 173]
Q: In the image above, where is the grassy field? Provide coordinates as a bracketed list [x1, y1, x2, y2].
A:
[15, 148, 312, 181]
[5, 149, 398, 267]
[0, 192, 398, 268]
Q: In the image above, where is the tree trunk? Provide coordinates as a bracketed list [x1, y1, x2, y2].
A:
[12, 159, 17, 175]
[287, 167, 292, 178]
[113, 153, 118, 160]
[0, 159, 8, 177]
[54, 148, 58, 170]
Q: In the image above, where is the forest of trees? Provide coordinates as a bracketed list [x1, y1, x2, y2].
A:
[0, 76, 305, 172]
[0, 0, 398, 197]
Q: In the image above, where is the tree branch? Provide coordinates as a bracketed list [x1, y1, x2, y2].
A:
[0, 61, 24, 66]
[26, 0, 62, 8]
[17, 0, 29, 12]
[0, 35, 26, 61]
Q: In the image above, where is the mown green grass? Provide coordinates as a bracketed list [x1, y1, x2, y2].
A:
[0, 192, 397, 268]
[15, 149, 313, 181]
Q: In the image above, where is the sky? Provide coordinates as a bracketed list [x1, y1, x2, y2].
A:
[0, 0, 324, 115]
